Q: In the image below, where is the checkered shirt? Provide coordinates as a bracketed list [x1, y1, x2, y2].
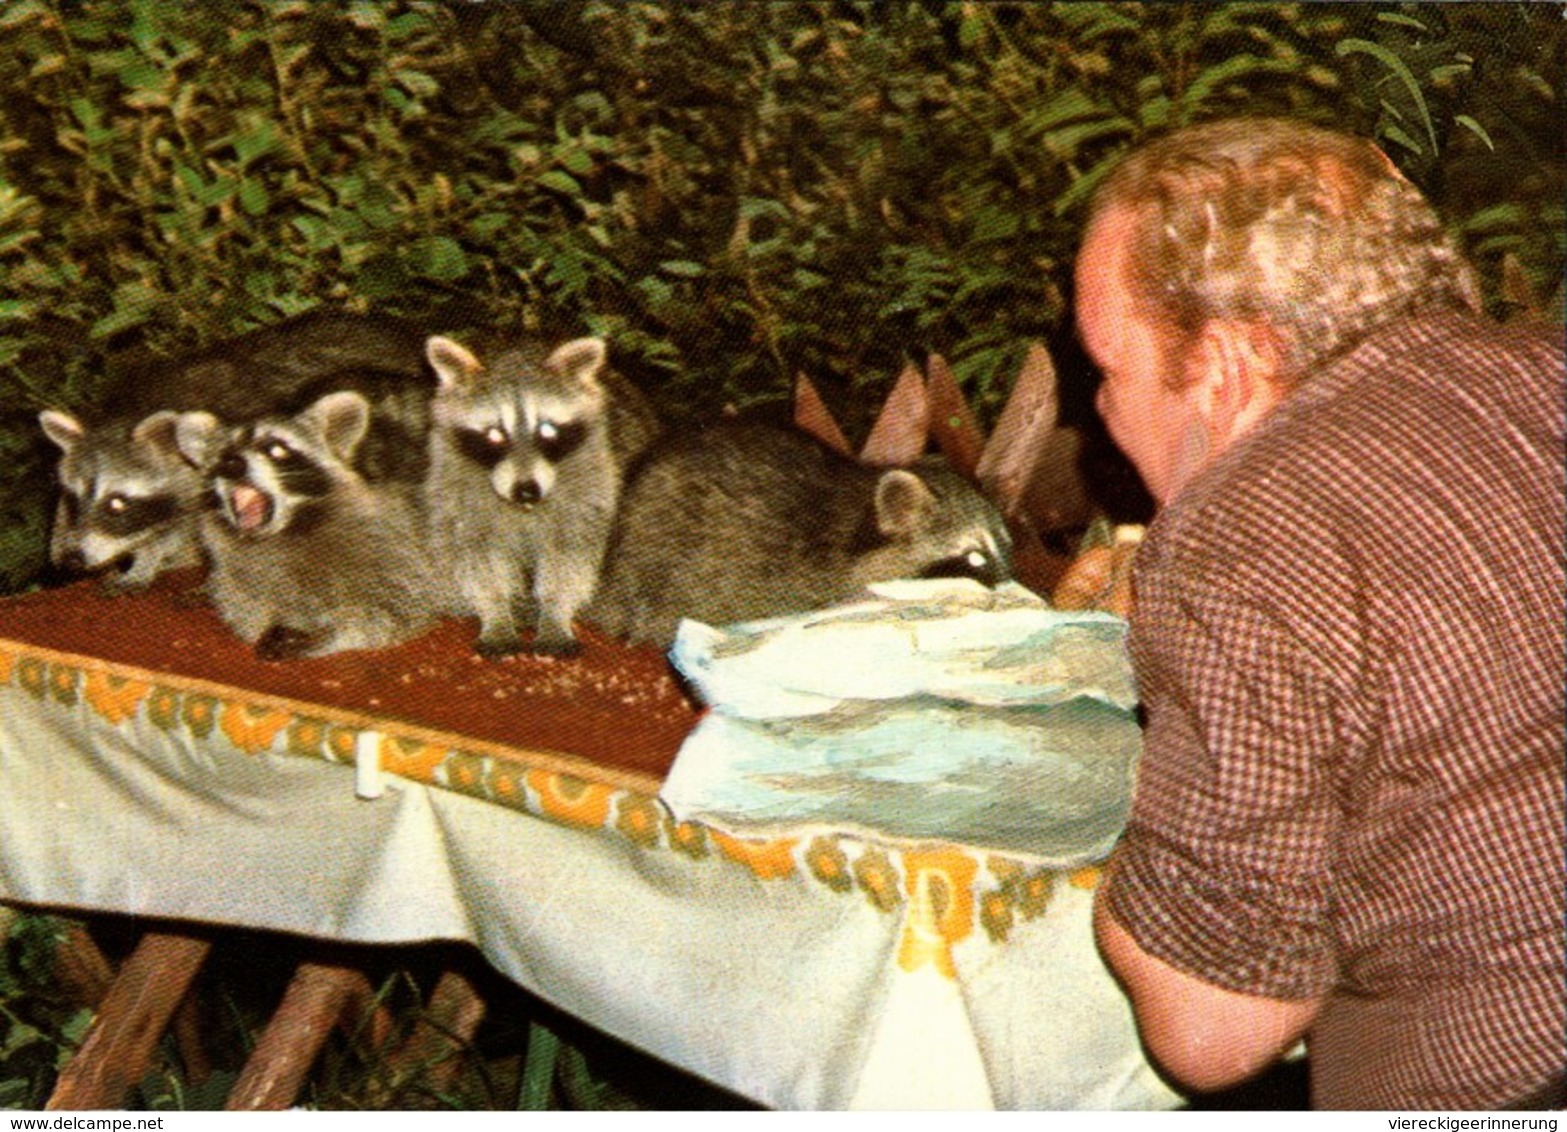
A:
[1102, 306, 1565, 1109]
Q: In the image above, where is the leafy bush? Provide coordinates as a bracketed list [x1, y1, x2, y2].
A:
[0, 7, 1561, 1107]
[0, 2, 1560, 591]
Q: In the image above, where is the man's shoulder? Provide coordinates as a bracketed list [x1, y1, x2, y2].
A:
[1141, 305, 1560, 591]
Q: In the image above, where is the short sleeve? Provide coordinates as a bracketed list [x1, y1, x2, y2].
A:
[1102, 587, 1346, 1001]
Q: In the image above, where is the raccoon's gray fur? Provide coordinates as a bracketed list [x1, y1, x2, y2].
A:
[423, 333, 662, 658]
[39, 309, 432, 591]
[588, 422, 1015, 648]
[171, 391, 446, 661]
[38, 411, 208, 589]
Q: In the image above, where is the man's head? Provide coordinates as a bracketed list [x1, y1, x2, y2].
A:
[1076, 117, 1479, 504]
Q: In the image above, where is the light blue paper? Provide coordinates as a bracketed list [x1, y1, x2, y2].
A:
[660, 579, 1142, 864]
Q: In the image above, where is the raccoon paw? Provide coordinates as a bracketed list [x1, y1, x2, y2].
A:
[256, 625, 319, 661]
[96, 563, 151, 596]
[528, 636, 582, 659]
[474, 634, 522, 660]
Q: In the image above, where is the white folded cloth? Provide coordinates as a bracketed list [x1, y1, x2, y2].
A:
[661, 579, 1141, 865]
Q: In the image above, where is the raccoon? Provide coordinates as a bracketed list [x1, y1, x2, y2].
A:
[423, 333, 662, 658]
[39, 410, 208, 590]
[39, 309, 432, 592]
[588, 421, 1015, 648]
[171, 391, 446, 661]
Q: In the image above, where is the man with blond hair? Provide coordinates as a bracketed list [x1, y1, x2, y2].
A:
[1075, 117, 1563, 1109]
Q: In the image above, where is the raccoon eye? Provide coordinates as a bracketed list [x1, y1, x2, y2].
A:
[455, 427, 509, 469]
[97, 493, 180, 537]
[535, 419, 587, 463]
[919, 549, 1000, 585]
[265, 442, 293, 462]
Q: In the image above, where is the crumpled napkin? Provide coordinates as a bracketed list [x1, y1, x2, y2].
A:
[660, 579, 1142, 865]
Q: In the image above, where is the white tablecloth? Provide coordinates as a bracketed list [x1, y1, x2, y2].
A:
[0, 636, 1177, 1110]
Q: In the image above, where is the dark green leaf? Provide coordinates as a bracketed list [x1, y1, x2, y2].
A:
[536, 170, 583, 197]
[1336, 37, 1437, 154]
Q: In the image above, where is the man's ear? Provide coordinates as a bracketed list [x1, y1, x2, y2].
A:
[1186, 319, 1285, 447]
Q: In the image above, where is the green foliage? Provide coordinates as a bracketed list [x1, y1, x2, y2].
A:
[0, 913, 93, 1110]
[0, 4, 1558, 1105]
[0, 913, 750, 1111]
[0, 3, 1558, 576]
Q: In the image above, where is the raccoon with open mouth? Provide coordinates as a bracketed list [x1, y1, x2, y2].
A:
[38, 308, 432, 592]
[587, 421, 1015, 648]
[423, 333, 661, 658]
[170, 391, 447, 661]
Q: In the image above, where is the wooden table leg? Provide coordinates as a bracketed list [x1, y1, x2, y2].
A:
[170, 989, 211, 1086]
[46, 930, 212, 1110]
[374, 967, 488, 1103]
[224, 961, 373, 1111]
[53, 921, 117, 1007]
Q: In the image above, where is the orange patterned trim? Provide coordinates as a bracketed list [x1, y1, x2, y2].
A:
[380, 735, 449, 781]
[897, 848, 978, 977]
[83, 671, 149, 726]
[48, 663, 79, 706]
[219, 701, 291, 754]
[1069, 866, 1102, 891]
[710, 829, 799, 881]
[0, 636, 1108, 963]
[528, 769, 615, 829]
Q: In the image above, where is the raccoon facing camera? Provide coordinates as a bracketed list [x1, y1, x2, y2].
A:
[38, 410, 207, 590]
[587, 421, 1015, 649]
[166, 391, 447, 661]
[37, 309, 435, 593]
[423, 332, 662, 659]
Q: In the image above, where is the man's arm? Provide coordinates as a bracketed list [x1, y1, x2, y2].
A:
[1094, 890, 1323, 1092]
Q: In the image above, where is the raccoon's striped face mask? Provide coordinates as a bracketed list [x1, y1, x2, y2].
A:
[51, 485, 184, 578]
[39, 409, 203, 579]
[451, 417, 590, 509]
[455, 418, 590, 467]
[61, 487, 182, 541]
[917, 545, 1010, 588]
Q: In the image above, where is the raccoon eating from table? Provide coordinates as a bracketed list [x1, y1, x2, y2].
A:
[587, 422, 1015, 648]
[170, 391, 446, 660]
[422, 333, 662, 658]
[38, 309, 432, 592]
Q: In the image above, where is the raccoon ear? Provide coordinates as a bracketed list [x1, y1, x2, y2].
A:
[426, 335, 484, 389]
[303, 390, 372, 463]
[131, 410, 188, 464]
[173, 411, 226, 470]
[873, 469, 936, 539]
[547, 337, 608, 389]
[39, 409, 85, 454]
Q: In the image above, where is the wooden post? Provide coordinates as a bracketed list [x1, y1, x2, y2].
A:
[924, 354, 986, 478]
[370, 967, 488, 1106]
[859, 362, 929, 466]
[225, 961, 374, 1110]
[792, 374, 852, 455]
[46, 930, 212, 1110]
[51, 921, 117, 1008]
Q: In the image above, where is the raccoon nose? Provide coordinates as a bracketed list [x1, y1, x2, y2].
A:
[511, 480, 542, 506]
[58, 549, 87, 576]
[215, 453, 247, 479]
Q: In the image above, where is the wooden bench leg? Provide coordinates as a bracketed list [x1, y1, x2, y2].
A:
[46, 930, 212, 1110]
[372, 967, 487, 1104]
[225, 961, 373, 1110]
[53, 921, 117, 1007]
